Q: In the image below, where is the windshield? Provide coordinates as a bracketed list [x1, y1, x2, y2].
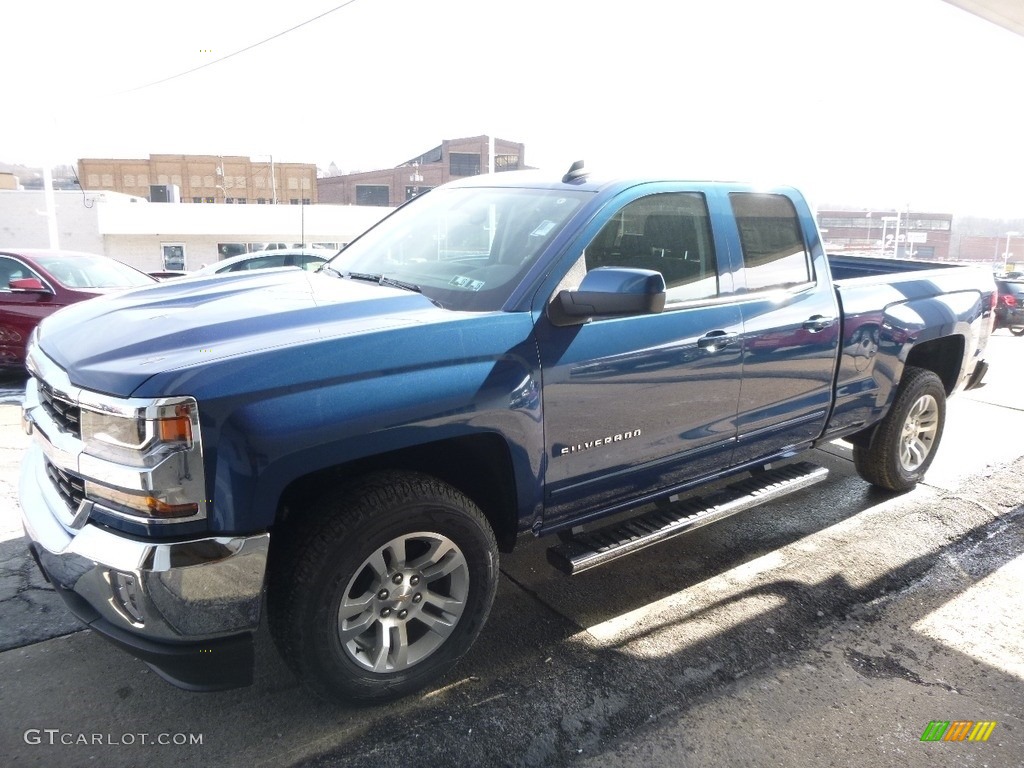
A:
[328, 186, 592, 311]
[34, 254, 155, 289]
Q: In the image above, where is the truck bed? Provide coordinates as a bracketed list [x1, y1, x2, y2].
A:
[827, 253, 968, 281]
[823, 253, 994, 441]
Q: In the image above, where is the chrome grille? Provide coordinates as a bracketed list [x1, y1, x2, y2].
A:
[45, 460, 86, 511]
[37, 379, 81, 438]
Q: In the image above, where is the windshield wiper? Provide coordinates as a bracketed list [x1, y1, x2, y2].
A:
[346, 272, 422, 293]
[379, 276, 422, 293]
[319, 265, 344, 278]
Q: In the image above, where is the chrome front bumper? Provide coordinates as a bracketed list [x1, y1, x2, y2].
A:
[20, 415, 269, 690]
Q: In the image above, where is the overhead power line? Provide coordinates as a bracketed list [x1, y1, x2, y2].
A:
[121, 0, 362, 94]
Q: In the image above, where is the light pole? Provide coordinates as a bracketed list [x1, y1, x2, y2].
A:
[892, 210, 903, 258]
[1004, 231, 1020, 274]
[252, 154, 277, 204]
[409, 161, 423, 199]
[881, 216, 898, 257]
[270, 155, 277, 204]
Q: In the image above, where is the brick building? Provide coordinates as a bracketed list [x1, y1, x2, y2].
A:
[78, 154, 318, 205]
[954, 233, 1024, 270]
[318, 135, 525, 207]
[816, 210, 954, 260]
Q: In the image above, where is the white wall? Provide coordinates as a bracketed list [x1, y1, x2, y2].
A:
[102, 235, 337, 272]
[0, 190, 392, 271]
[0, 190, 105, 253]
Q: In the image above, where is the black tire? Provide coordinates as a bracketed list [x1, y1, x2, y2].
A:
[1011, 327, 1024, 337]
[268, 471, 499, 703]
[853, 366, 946, 492]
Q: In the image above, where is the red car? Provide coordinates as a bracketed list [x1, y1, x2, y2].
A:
[0, 248, 156, 370]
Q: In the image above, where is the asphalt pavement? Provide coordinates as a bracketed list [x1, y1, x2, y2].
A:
[0, 338, 1022, 768]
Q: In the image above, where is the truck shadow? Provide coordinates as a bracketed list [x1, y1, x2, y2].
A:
[4, 455, 1022, 768]
[300, 472, 1024, 767]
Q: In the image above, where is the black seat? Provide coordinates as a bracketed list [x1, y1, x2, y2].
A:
[617, 233, 644, 259]
[643, 214, 698, 259]
[640, 214, 704, 287]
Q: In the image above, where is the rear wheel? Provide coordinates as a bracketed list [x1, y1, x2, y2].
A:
[853, 366, 946, 492]
[1011, 326, 1024, 337]
[268, 471, 499, 702]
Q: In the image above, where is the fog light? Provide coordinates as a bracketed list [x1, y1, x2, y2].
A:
[85, 481, 199, 519]
[110, 570, 145, 625]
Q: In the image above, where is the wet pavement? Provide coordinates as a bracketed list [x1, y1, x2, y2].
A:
[1, 337, 1022, 767]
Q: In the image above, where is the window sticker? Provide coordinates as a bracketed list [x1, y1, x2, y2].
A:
[531, 220, 557, 237]
[449, 275, 485, 291]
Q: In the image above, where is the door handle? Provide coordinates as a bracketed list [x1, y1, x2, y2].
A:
[802, 315, 835, 333]
[697, 330, 737, 351]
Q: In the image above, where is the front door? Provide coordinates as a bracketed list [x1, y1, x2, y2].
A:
[537, 189, 744, 530]
[0, 256, 57, 368]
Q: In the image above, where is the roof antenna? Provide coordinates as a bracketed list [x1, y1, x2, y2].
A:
[562, 160, 587, 183]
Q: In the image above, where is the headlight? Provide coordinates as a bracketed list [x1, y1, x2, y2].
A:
[77, 397, 204, 522]
[80, 401, 196, 467]
[80, 410, 146, 450]
[29, 350, 207, 526]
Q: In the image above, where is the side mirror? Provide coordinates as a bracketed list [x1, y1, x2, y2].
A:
[549, 267, 666, 327]
[9, 277, 51, 294]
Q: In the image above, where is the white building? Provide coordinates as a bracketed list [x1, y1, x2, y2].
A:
[0, 190, 390, 272]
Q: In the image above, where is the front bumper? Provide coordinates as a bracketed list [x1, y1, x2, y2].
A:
[20, 430, 269, 691]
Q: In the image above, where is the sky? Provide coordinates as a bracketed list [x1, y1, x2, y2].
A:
[4, 0, 1024, 217]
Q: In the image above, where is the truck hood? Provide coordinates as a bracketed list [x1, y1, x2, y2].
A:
[36, 269, 445, 396]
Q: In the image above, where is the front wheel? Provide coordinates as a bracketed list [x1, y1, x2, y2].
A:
[268, 471, 499, 703]
[1011, 326, 1024, 337]
[853, 366, 946, 492]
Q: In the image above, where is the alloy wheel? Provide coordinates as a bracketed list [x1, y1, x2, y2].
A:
[899, 393, 940, 471]
[336, 532, 469, 673]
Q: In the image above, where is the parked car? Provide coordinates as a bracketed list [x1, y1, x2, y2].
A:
[994, 278, 1024, 335]
[191, 248, 333, 276]
[0, 248, 156, 369]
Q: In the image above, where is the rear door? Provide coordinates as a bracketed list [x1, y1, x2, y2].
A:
[727, 192, 840, 465]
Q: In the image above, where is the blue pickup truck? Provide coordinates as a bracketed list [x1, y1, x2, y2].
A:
[19, 164, 993, 702]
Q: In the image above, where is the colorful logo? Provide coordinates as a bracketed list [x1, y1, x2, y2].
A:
[920, 721, 997, 742]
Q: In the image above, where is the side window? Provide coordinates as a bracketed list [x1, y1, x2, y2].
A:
[730, 193, 812, 292]
[585, 192, 719, 304]
[0, 256, 35, 291]
[228, 255, 287, 272]
[298, 256, 326, 271]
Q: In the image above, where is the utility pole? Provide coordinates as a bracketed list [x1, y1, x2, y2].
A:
[42, 164, 59, 248]
[893, 210, 902, 258]
[270, 155, 277, 204]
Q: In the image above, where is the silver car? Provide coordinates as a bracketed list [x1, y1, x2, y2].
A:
[191, 248, 334, 276]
